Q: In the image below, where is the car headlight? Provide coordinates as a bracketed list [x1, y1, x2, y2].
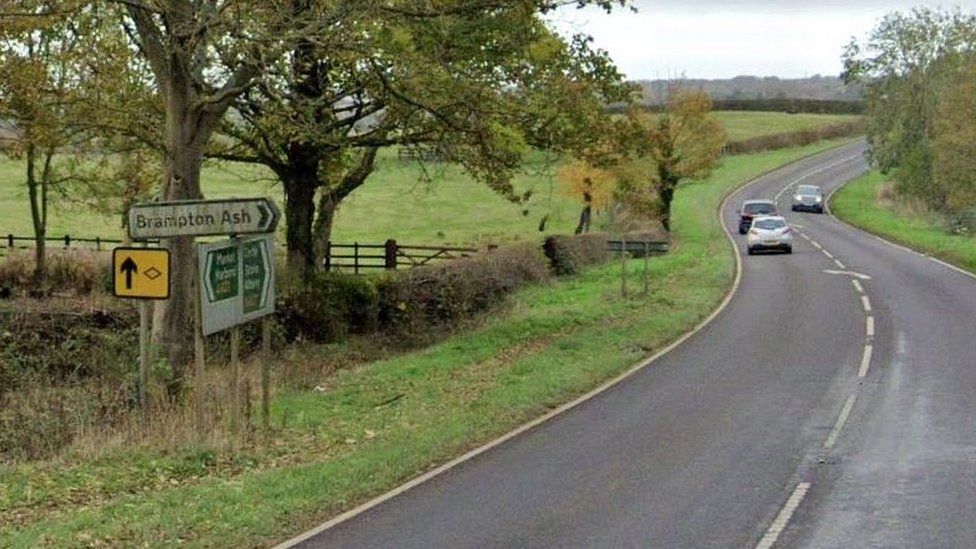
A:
[815, 196, 822, 202]
[794, 195, 803, 202]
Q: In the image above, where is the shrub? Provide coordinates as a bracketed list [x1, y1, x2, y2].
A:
[724, 120, 866, 155]
[542, 233, 610, 276]
[277, 272, 380, 343]
[0, 249, 112, 296]
[376, 242, 549, 336]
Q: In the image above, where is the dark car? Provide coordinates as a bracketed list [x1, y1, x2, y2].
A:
[738, 199, 779, 234]
[791, 184, 825, 213]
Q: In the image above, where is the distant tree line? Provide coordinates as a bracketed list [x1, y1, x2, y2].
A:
[607, 98, 865, 115]
[844, 8, 976, 220]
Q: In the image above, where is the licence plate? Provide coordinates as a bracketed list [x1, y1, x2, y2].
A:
[763, 239, 779, 245]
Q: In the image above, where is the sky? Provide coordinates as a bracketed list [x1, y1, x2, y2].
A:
[548, 1, 973, 80]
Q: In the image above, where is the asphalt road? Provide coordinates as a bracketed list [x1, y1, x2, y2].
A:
[287, 141, 976, 548]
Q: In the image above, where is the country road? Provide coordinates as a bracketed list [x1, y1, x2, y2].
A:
[284, 140, 976, 548]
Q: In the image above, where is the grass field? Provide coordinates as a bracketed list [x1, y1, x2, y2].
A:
[0, 112, 860, 247]
[0, 138, 857, 547]
[831, 171, 976, 273]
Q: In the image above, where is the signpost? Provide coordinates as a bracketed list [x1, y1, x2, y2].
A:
[122, 196, 280, 437]
[128, 197, 280, 240]
[112, 247, 171, 419]
[607, 238, 669, 297]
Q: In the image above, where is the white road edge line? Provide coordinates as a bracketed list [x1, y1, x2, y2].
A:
[834, 259, 846, 269]
[852, 279, 864, 294]
[861, 295, 872, 313]
[824, 395, 857, 449]
[755, 482, 812, 549]
[866, 316, 875, 338]
[858, 344, 874, 379]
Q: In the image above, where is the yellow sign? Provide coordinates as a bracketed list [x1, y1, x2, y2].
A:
[113, 248, 170, 300]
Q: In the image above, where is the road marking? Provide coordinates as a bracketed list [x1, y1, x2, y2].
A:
[800, 233, 811, 241]
[823, 250, 835, 259]
[773, 153, 865, 201]
[823, 269, 872, 280]
[834, 259, 846, 269]
[866, 316, 875, 338]
[811, 241, 822, 249]
[824, 395, 857, 449]
[852, 279, 864, 293]
[861, 295, 872, 312]
[858, 344, 874, 378]
[756, 482, 812, 549]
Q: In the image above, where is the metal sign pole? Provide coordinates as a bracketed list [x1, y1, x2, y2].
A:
[261, 317, 271, 431]
[194, 256, 207, 439]
[620, 235, 628, 297]
[138, 300, 149, 422]
[230, 325, 241, 436]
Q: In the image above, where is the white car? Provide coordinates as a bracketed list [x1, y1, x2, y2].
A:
[746, 215, 793, 255]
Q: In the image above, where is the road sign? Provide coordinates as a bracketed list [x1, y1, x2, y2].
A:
[198, 235, 275, 335]
[128, 197, 280, 240]
[112, 248, 170, 299]
[607, 239, 669, 254]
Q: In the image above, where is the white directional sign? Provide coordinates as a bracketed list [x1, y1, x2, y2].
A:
[198, 235, 275, 335]
[128, 198, 280, 240]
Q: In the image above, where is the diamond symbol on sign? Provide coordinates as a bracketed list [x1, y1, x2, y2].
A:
[144, 267, 162, 280]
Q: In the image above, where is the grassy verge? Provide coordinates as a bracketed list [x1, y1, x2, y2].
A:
[0, 138, 853, 547]
[831, 171, 976, 273]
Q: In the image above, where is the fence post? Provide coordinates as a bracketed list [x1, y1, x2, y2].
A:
[63, 234, 71, 249]
[354, 242, 360, 275]
[384, 239, 397, 270]
[95, 237, 101, 251]
[324, 241, 332, 271]
[6, 234, 12, 249]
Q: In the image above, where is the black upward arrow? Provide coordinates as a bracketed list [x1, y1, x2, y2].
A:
[120, 257, 138, 289]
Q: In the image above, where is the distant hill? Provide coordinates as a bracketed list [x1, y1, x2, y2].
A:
[636, 75, 864, 104]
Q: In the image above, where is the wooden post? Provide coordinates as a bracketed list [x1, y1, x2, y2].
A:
[6, 234, 12, 249]
[620, 235, 628, 297]
[194, 263, 206, 438]
[138, 300, 150, 422]
[643, 241, 650, 294]
[230, 326, 241, 436]
[324, 241, 332, 271]
[261, 317, 271, 431]
[354, 242, 360, 274]
[384, 239, 397, 270]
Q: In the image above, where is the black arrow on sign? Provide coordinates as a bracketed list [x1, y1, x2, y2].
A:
[120, 257, 138, 290]
[257, 203, 269, 229]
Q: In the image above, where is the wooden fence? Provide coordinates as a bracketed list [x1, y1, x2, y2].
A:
[0, 233, 155, 256]
[324, 239, 480, 273]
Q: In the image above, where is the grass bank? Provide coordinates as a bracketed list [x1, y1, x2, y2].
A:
[0, 139, 853, 547]
[831, 171, 976, 273]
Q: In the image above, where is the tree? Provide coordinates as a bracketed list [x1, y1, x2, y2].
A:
[842, 8, 976, 209]
[625, 90, 725, 231]
[557, 160, 616, 233]
[932, 56, 976, 213]
[211, 2, 637, 275]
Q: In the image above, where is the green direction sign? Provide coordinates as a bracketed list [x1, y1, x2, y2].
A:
[206, 246, 239, 302]
[198, 235, 275, 336]
[242, 239, 269, 314]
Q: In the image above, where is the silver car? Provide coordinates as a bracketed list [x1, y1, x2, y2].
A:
[791, 184, 825, 213]
[747, 215, 793, 255]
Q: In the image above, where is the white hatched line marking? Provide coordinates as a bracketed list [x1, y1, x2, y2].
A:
[825, 395, 857, 449]
[756, 482, 812, 549]
[834, 259, 846, 269]
[858, 345, 874, 378]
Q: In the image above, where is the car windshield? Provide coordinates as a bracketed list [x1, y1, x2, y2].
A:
[797, 185, 820, 196]
[754, 218, 787, 230]
[744, 202, 776, 215]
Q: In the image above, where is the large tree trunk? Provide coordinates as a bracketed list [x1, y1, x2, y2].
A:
[313, 192, 338, 267]
[282, 170, 319, 277]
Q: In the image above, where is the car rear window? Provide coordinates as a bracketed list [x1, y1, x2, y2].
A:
[754, 218, 787, 230]
[743, 203, 776, 215]
[797, 185, 820, 196]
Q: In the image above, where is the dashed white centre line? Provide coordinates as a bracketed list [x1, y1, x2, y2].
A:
[834, 259, 846, 269]
[858, 344, 874, 378]
[800, 233, 811, 241]
[866, 316, 875, 338]
[852, 279, 864, 294]
[823, 250, 835, 259]
[824, 395, 857, 449]
[811, 241, 822, 250]
[861, 295, 872, 313]
[756, 482, 812, 549]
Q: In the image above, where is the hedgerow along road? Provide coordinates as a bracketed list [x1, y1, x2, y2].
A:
[281, 140, 976, 548]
